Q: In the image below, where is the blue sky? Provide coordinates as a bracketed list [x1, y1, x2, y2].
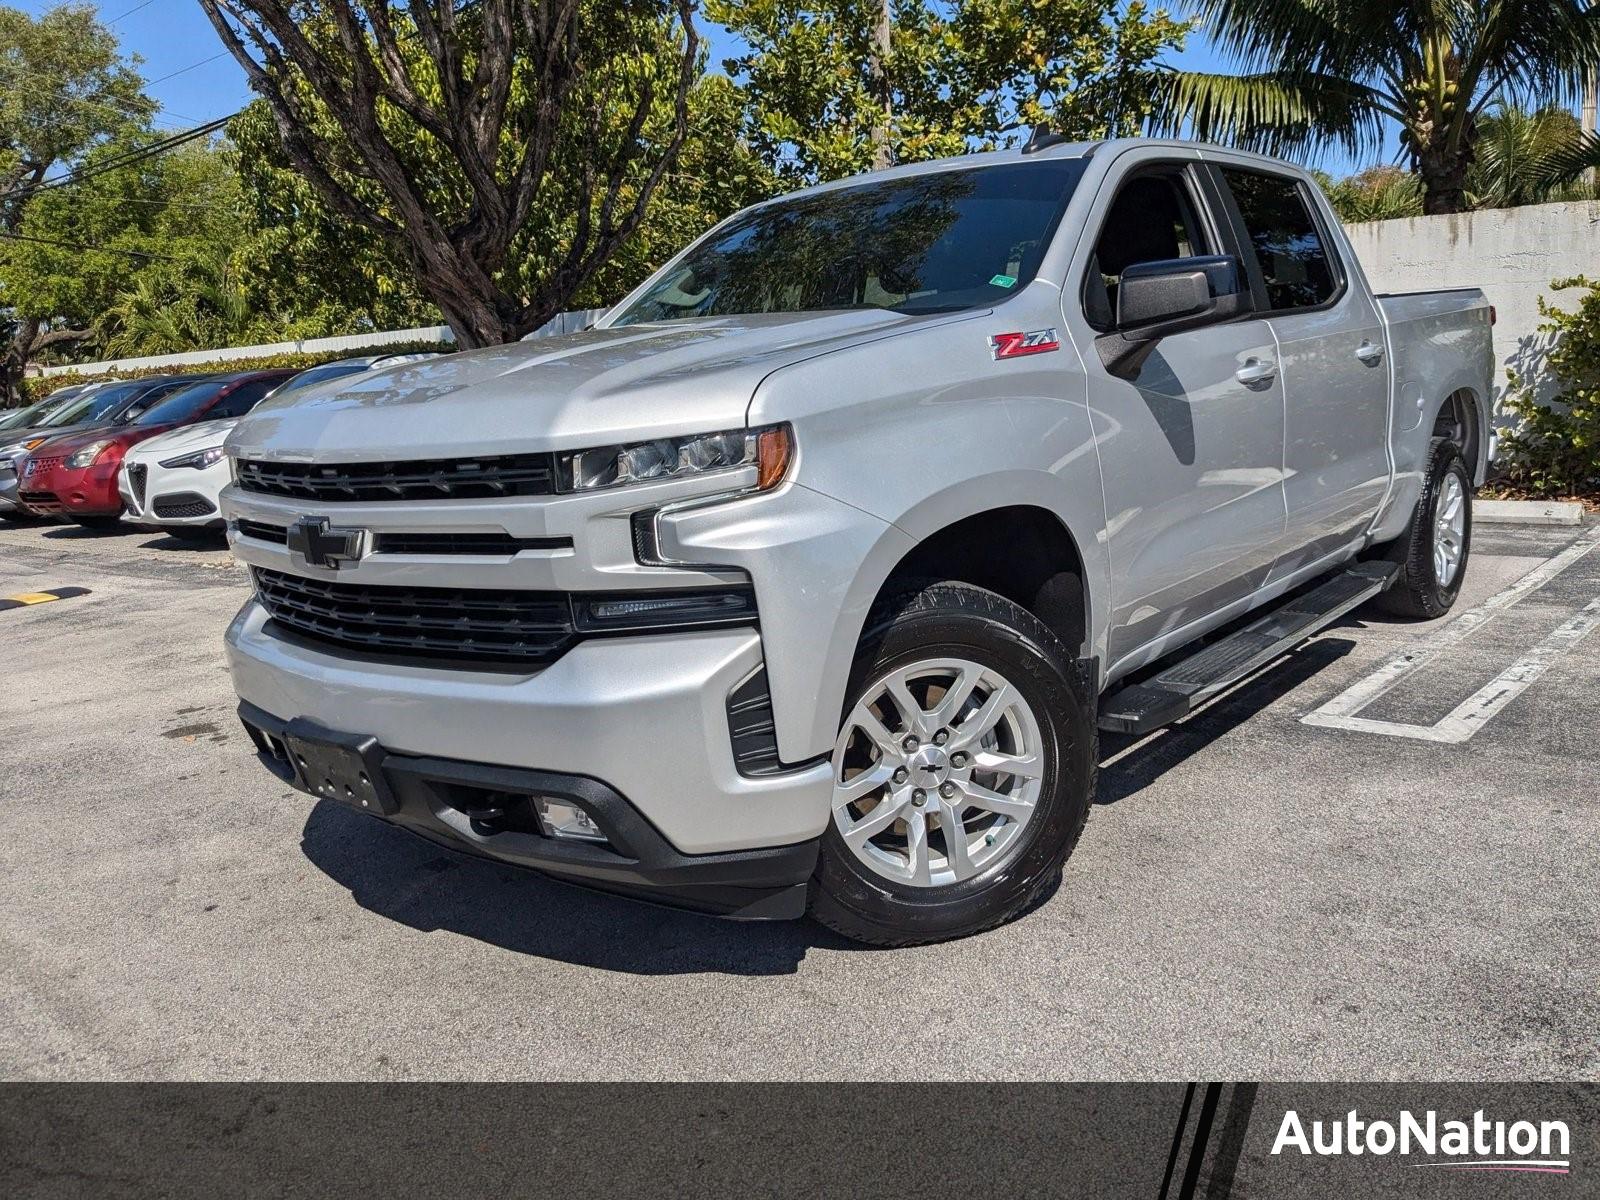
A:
[36, 1, 1380, 173]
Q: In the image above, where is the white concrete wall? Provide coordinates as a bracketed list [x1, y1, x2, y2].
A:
[1344, 201, 1600, 417]
[40, 308, 608, 377]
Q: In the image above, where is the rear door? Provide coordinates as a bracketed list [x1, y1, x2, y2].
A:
[1071, 149, 1288, 669]
[1211, 162, 1391, 578]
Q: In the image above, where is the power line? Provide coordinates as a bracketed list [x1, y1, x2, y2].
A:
[106, 0, 158, 23]
[20, 118, 233, 198]
[0, 86, 189, 130]
[144, 52, 231, 88]
[0, 229, 184, 260]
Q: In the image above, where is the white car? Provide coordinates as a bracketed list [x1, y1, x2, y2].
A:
[120, 353, 442, 538]
[120, 416, 240, 537]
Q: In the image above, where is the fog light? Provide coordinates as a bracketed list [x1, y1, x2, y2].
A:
[535, 797, 606, 842]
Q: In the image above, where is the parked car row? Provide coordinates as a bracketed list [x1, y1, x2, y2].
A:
[0, 354, 439, 539]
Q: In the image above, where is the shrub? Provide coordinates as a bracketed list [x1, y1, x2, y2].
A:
[13, 340, 454, 406]
[1497, 277, 1600, 498]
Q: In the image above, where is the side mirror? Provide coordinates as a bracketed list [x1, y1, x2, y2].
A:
[1097, 255, 1253, 377]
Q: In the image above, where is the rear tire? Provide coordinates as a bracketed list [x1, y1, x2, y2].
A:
[808, 581, 1095, 946]
[1379, 438, 1472, 619]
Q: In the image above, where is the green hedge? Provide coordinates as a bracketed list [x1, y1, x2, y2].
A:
[1495, 276, 1600, 499]
[15, 340, 455, 405]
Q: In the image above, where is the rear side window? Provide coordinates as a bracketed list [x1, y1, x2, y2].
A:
[1222, 168, 1336, 311]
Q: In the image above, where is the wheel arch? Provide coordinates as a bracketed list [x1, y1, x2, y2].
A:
[1432, 386, 1486, 484]
[872, 503, 1095, 663]
[850, 471, 1111, 671]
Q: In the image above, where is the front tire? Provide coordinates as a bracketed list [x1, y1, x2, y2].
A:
[1379, 438, 1472, 618]
[808, 581, 1096, 946]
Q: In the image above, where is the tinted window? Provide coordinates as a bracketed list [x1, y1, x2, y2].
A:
[1223, 168, 1336, 310]
[115, 379, 193, 422]
[613, 160, 1088, 324]
[51, 380, 156, 425]
[269, 361, 370, 401]
[1, 396, 66, 429]
[1084, 169, 1213, 329]
[209, 378, 279, 418]
[133, 379, 233, 426]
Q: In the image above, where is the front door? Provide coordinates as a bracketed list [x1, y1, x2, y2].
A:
[1075, 158, 1288, 668]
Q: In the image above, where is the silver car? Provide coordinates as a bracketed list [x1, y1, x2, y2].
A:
[221, 138, 1491, 943]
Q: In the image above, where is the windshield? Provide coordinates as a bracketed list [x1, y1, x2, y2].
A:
[271, 360, 370, 400]
[133, 378, 232, 426]
[612, 159, 1088, 325]
[0, 395, 68, 430]
[48, 380, 158, 427]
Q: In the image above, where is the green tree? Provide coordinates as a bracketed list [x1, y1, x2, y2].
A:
[1316, 165, 1422, 223]
[2, 138, 243, 361]
[708, 0, 1193, 185]
[1149, 0, 1600, 215]
[225, 101, 438, 339]
[0, 2, 154, 395]
[198, 0, 708, 347]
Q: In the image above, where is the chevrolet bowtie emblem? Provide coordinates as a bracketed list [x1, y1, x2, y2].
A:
[286, 516, 369, 570]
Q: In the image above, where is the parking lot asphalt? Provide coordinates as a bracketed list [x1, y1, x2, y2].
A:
[1, 516, 1596, 1081]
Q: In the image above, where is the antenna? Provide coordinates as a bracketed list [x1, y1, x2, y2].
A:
[1022, 123, 1071, 154]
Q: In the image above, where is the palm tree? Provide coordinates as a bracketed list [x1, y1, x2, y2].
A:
[1151, 1, 1600, 214]
[1467, 102, 1594, 208]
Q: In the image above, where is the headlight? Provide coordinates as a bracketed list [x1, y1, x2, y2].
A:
[0, 438, 47, 455]
[557, 424, 793, 492]
[160, 445, 227, 470]
[65, 440, 112, 469]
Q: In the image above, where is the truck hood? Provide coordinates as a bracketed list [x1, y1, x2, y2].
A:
[227, 308, 979, 461]
[127, 417, 239, 463]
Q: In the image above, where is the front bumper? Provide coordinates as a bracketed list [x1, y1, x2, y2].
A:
[121, 457, 227, 527]
[19, 458, 122, 516]
[238, 701, 819, 919]
[226, 597, 834, 858]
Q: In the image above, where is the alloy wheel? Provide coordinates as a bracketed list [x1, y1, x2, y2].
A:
[829, 657, 1045, 888]
[1434, 472, 1466, 587]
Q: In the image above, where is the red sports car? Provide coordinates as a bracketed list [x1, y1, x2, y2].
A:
[18, 370, 294, 528]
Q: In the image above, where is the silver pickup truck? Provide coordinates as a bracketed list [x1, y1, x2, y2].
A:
[222, 137, 1492, 945]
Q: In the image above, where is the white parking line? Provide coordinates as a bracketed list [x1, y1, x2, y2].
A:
[1303, 526, 1600, 743]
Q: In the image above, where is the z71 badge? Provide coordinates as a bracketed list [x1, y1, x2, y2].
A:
[989, 328, 1061, 359]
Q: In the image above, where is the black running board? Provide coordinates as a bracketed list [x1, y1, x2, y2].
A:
[1098, 561, 1398, 735]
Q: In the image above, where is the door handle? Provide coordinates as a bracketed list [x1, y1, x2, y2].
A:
[1234, 358, 1277, 386]
[1355, 340, 1384, 365]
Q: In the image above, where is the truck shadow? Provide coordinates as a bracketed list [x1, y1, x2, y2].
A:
[295, 634, 1360, 971]
[297, 801, 857, 975]
[1096, 636, 1356, 806]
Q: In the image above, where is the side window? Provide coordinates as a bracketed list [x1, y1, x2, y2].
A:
[1221, 168, 1337, 311]
[1083, 169, 1212, 330]
[210, 379, 276, 419]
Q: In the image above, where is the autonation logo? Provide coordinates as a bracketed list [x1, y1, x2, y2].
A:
[1272, 1108, 1571, 1175]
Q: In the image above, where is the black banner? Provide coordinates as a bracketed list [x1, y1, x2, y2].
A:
[1, 1083, 1593, 1198]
